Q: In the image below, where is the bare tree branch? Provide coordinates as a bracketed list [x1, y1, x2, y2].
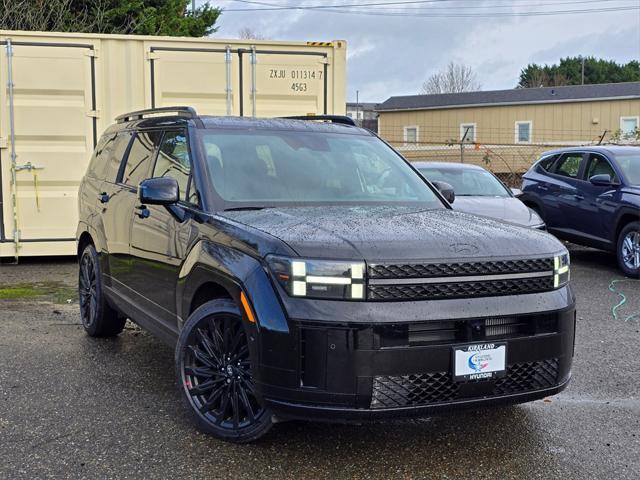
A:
[421, 62, 482, 94]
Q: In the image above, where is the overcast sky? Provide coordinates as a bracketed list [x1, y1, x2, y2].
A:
[207, 0, 640, 102]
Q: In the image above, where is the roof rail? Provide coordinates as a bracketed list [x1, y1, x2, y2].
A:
[279, 115, 357, 127]
[115, 106, 197, 123]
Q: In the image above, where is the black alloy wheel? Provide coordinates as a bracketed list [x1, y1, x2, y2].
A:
[177, 299, 272, 443]
[78, 244, 126, 337]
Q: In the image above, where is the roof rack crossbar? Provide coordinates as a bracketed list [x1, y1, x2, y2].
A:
[279, 115, 357, 127]
[115, 106, 197, 123]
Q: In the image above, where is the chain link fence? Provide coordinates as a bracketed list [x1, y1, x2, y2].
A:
[378, 125, 639, 187]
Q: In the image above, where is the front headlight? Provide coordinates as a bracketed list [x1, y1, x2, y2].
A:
[553, 252, 570, 288]
[267, 255, 365, 300]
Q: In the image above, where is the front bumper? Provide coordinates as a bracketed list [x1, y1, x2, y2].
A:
[254, 296, 576, 422]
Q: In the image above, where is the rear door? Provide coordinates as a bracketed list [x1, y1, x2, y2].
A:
[0, 40, 96, 254]
[545, 152, 586, 232]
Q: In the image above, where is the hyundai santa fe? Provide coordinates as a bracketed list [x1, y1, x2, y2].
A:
[77, 107, 576, 442]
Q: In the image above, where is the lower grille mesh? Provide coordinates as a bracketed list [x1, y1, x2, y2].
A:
[370, 358, 559, 409]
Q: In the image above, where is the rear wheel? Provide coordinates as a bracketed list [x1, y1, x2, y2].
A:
[176, 299, 272, 443]
[79, 244, 126, 337]
[617, 222, 640, 278]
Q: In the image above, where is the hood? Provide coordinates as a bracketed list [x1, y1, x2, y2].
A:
[219, 206, 563, 262]
[452, 196, 544, 228]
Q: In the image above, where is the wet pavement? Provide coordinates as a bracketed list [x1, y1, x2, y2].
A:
[0, 245, 638, 479]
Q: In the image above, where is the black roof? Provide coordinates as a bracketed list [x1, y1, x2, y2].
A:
[377, 82, 640, 112]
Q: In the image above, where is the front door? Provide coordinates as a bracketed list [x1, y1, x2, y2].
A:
[577, 153, 621, 246]
[130, 129, 197, 336]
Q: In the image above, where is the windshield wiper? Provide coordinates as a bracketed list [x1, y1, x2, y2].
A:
[223, 206, 269, 212]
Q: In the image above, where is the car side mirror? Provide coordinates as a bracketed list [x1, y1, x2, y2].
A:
[589, 174, 614, 186]
[432, 181, 455, 204]
[510, 188, 523, 197]
[139, 177, 179, 205]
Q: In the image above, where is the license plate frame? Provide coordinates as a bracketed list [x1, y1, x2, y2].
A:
[452, 342, 507, 382]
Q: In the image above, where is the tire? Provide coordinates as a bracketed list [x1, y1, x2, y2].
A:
[176, 299, 272, 443]
[617, 221, 640, 278]
[78, 244, 126, 337]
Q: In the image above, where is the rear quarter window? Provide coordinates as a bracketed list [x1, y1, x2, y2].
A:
[86, 134, 116, 179]
[536, 155, 558, 173]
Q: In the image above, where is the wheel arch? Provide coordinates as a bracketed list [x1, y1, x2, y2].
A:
[614, 209, 640, 243]
[177, 240, 288, 333]
[77, 231, 94, 257]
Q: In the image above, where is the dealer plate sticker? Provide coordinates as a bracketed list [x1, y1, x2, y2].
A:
[453, 343, 506, 381]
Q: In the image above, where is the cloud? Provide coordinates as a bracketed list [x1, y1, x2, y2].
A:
[212, 1, 640, 101]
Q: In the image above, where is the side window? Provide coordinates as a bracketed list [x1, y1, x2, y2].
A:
[86, 133, 115, 179]
[554, 153, 583, 179]
[121, 131, 162, 187]
[586, 154, 618, 182]
[153, 130, 193, 203]
[537, 155, 558, 172]
[104, 131, 133, 183]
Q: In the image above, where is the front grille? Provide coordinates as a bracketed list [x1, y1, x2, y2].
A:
[369, 258, 554, 279]
[368, 276, 554, 301]
[370, 359, 559, 409]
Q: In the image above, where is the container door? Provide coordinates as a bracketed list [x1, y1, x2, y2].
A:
[148, 47, 235, 115]
[242, 49, 328, 117]
[0, 41, 96, 250]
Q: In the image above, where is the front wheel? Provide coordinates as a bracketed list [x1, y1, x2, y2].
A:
[176, 299, 272, 443]
[617, 222, 640, 278]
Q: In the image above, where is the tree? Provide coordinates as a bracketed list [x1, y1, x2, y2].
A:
[238, 27, 264, 40]
[421, 62, 481, 94]
[518, 57, 640, 88]
[0, 0, 221, 37]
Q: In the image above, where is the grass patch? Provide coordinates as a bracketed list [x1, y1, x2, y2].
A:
[0, 282, 77, 304]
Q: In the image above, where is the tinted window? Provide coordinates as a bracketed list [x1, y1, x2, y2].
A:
[537, 155, 558, 172]
[121, 131, 162, 187]
[102, 131, 133, 183]
[419, 167, 510, 197]
[86, 133, 115, 179]
[153, 130, 193, 203]
[586, 154, 617, 182]
[615, 154, 640, 185]
[554, 154, 583, 178]
[198, 130, 443, 209]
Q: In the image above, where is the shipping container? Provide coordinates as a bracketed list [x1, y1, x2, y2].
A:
[0, 30, 347, 259]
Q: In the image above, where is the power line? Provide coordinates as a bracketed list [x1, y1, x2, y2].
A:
[222, 0, 639, 16]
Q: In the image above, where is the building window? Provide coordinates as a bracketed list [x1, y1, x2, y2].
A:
[404, 126, 418, 144]
[515, 121, 532, 143]
[620, 116, 639, 138]
[460, 123, 476, 143]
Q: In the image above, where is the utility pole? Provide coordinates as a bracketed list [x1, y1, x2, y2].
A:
[192, 0, 196, 11]
[581, 56, 585, 85]
[356, 90, 360, 127]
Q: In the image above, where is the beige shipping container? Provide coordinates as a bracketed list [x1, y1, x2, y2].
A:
[0, 30, 347, 258]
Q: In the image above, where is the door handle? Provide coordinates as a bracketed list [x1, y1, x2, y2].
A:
[136, 205, 150, 219]
[574, 194, 584, 201]
[98, 192, 110, 204]
[539, 185, 549, 191]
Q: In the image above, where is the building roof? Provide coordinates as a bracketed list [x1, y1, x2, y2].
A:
[377, 82, 640, 112]
[346, 102, 379, 110]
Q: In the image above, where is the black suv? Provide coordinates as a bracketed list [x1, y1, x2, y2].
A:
[77, 107, 576, 442]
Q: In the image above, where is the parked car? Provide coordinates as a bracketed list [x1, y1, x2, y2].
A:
[520, 146, 640, 277]
[77, 107, 575, 443]
[414, 162, 545, 229]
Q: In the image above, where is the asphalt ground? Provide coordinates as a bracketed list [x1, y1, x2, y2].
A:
[0, 244, 638, 479]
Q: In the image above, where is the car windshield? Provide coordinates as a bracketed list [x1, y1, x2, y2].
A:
[616, 154, 640, 185]
[198, 129, 444, 209]
[418, 167, 511, 197]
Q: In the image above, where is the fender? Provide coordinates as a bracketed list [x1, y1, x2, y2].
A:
[176, 239, 289, 334]
[612, 206, 640, 243]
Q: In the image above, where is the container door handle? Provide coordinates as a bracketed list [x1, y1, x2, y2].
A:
[136, 205, 150, 219]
